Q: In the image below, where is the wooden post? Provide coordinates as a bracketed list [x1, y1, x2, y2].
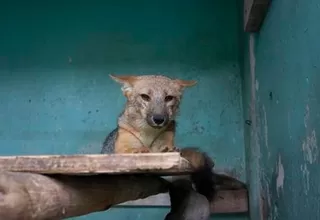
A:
[244, 0, 271, 32]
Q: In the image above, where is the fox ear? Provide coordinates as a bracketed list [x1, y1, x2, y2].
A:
[109, 74, 137, 85]
[109, 74, 137, 96]
[174, 79, 197, 89]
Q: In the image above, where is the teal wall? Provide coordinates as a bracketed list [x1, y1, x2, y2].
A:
[242, 0, 320, 219]
[0, 1, 246, 219]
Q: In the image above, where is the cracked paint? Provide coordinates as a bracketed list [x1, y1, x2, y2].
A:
[273, 205, 279, 219]
[304, 105, 310, 128]
[287, 112, 293, 140]
[255, 79, 259, 91]
[262, 105, 270, 159]
[302, 130, 318, 164]
[300, 164, 310, 195]
[276, 155, 284, 197]
[302, 104, 318, 164]
[247, 33, 264, 220]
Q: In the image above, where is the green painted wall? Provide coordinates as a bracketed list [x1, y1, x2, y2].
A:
[242, 0, 320, 219]
[0, 0, 246, 219]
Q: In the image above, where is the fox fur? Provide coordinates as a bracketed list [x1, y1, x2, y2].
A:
[100, 74, 224, 220]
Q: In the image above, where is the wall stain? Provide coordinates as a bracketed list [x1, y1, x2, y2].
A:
[269, 92, 273, 101]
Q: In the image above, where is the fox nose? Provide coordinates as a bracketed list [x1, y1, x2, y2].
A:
[151, 114, 166, 125]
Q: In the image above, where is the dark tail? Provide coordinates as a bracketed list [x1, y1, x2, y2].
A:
[190, 155, 216, 202]
[164, 148, 246, 220]
[179, 148, 217, 202]
[180, 147, 247, 202]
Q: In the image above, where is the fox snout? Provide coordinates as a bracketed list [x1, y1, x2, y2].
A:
[147, 113, 169, 128]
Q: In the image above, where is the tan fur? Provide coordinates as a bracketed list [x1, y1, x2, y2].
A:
[110, 74, 197, 154]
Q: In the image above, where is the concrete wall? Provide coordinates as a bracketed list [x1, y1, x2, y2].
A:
[0, 0, 246, 219]
[242, 0, 320, 219]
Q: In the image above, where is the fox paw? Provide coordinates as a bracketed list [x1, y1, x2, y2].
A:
[169, 147, 180, 152]
[132, 147, 151, 153]
[173, 147, 180, 152]
[160, 145, 179, 153]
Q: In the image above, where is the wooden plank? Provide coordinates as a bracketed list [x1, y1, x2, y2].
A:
[0, 153, 194, 175]
[244, 0, 271, 32]
[119, 189, 248, 214]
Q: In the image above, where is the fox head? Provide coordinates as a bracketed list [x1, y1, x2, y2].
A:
[110, 74, 197, 129]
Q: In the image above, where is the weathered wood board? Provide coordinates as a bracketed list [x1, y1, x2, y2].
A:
[0, 153, 193, 175]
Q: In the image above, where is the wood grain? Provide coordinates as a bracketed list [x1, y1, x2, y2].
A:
[0, 153, 193, 175]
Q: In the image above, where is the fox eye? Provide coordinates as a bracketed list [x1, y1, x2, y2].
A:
[165, 95, 174, 102]
[140, 94, 151, 102]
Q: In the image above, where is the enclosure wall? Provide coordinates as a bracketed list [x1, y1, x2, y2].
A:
[242, 0, 320, 219]
[0, 0, 246, 219]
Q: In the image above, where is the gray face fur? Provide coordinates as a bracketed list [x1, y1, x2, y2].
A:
[110, 74, 197, 129]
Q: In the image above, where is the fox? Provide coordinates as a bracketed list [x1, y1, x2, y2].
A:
[100, 74, 197, 154]
[100, 74, 245, 219]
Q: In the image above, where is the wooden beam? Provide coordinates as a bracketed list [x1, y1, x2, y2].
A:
[0, 171, 168, 220]
[119, 189, 248, 214]
[0, 153, 244, 184]
[0, 171, 247, 219]
[0, 153, 193, 176]
[244, 0, 271, 32]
